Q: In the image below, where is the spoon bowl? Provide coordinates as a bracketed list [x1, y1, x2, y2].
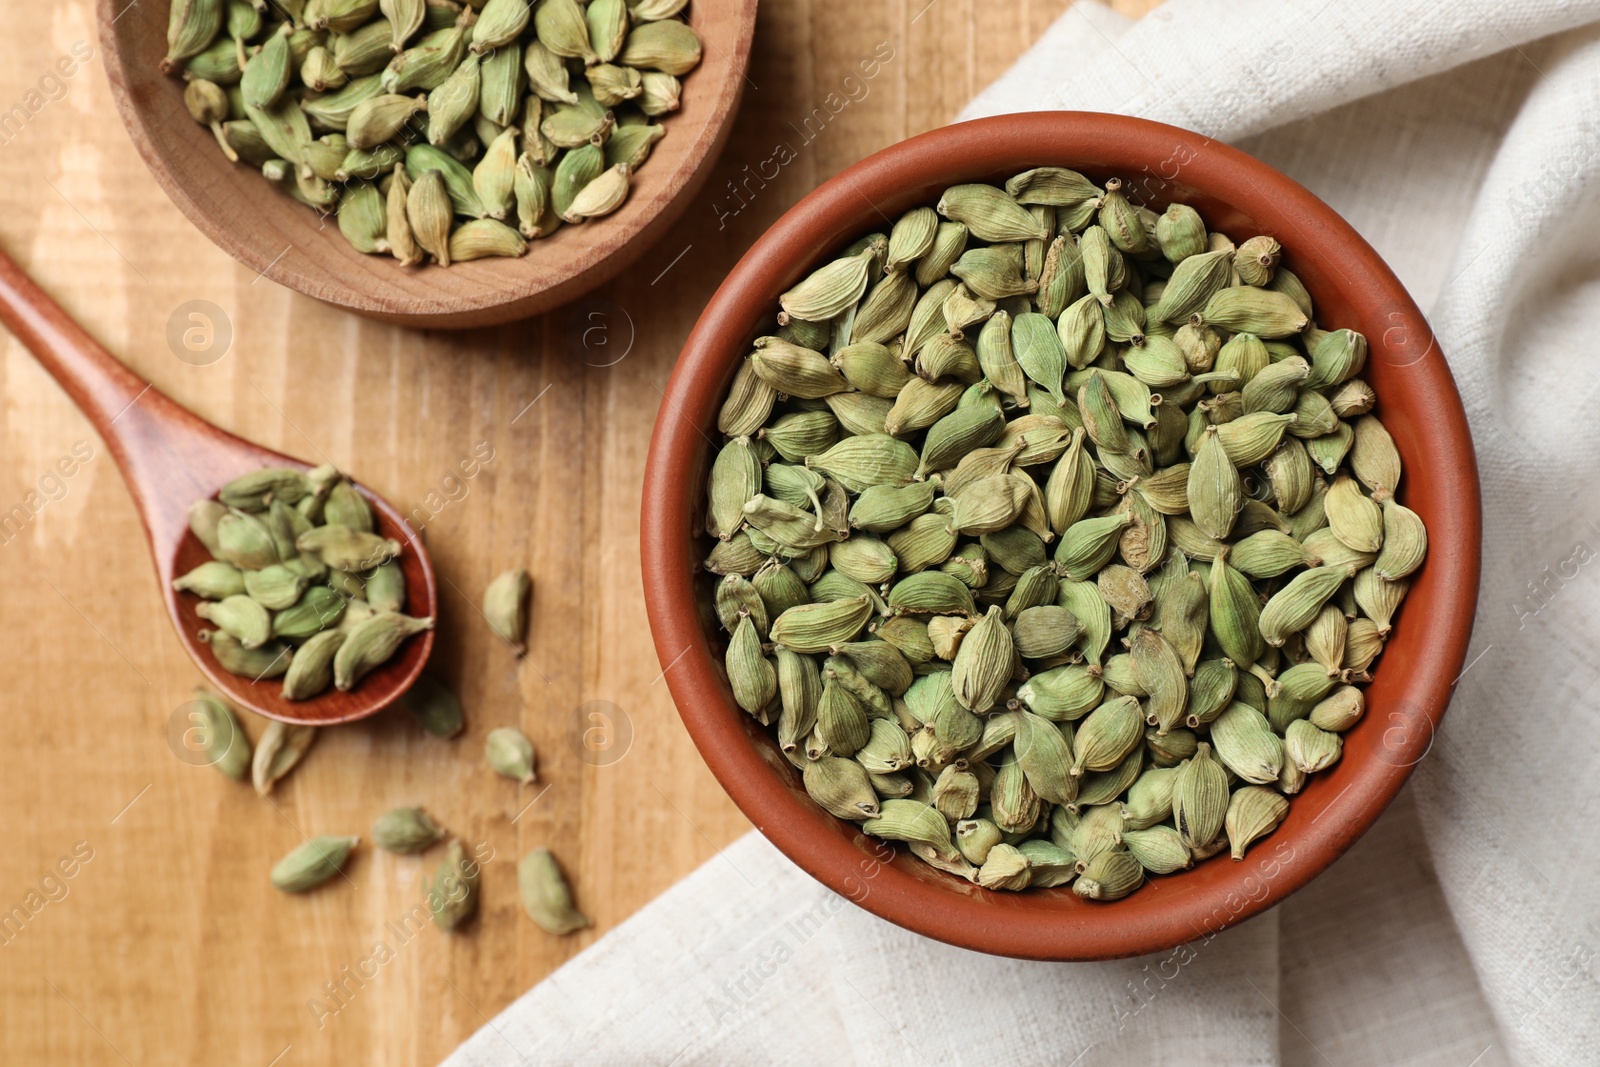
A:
[170, 473, 436, 726]
[0, 250, 434, 725]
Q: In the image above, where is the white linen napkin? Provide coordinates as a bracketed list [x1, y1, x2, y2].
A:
[445, 2, 1600, 1063]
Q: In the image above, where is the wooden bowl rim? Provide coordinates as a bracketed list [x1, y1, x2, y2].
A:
[640, 112, 1483, 961]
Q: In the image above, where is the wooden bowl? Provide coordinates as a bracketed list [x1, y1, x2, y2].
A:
[97, 1, 756, 329]
[641, 113, 1482, 960]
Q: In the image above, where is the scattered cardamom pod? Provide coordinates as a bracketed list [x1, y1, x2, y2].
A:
[485, 725, 538, 784]
[399, 671, 465, 738]
[252, 720, 317, 796]
[190, 687, 252, 781]
[371, 806, 446, 853]
[428, 839, 481, 930]
[271, 834, 358, 893]
[518, 847, 590, 935]
[483, 567, 531, 653]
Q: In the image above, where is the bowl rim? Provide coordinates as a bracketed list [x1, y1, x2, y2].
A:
[94, 0, 757, 328]
[641, 112, 1482, 961]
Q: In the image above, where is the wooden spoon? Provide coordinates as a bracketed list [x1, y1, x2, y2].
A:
[0, 250, 435, 725]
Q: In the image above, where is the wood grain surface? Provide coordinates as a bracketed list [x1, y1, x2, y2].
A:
[0, 1, 1156, 1063]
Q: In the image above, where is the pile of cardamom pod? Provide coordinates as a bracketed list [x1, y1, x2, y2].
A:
[705, 171, 1428, 900]
[179, 465, 433, 699]
[163, 0, 701, 264]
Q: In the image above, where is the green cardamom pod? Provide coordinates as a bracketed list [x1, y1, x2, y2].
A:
[372, 806, 445, 853]
[950, 606, 1014, 714]
[1172, 741, 1227, 850]
[202, 629, 292, 679]
[1073, 848, 1142, 901]
[1209, 702, 1284, 785]
[332, 612, 433, 689]
[448, 216, 534, 261]
[1014, 663, 1100, 722]
[295, 524, 400, 572]
[770, 595, 874, 653]
[1153, 204, 1206, 263]
[518, 847, 590, 934]
[1080, 225, 1123, 305]
[1325, 473, 1384, 553]
[1010, 311, 1068, 405]
[1119, 764, 1179, 830]
[1354, 565, 1408, 634]
[805, 434, 917, 493]
[1195, 286, 1308, 337]
[271, 834, 358, 893]
[281, 629, 346, 700]
[173, 560, 247, 599]
[1095, 178, 1148, 254]
[252, 720, 317, 795]
[164, 0, 225, 72]
[937, 183, 1045, 243]
[803, 755, 880, 820]
[405, 168, 453, 266]
[470, 126, 518, 221]
[429, 840, 481, 931]
[778, 244, 878, 324]
[486, 726, 538, 783]
[1233, 236, 1281, 287]
[885, 206, 939, 272]
[1006, 166, 1100, 207]
[400, 671, 465, 738]
[1012, 711, 1075, 806]
[1259, 564, 1353, 647]
[241, 24, 295, 110]
[1373, 490, 1427, 581]
[725, 614, 777, 715]
[1150, 249, 1231, 325]
[914, 222, 968, 288]
[1329, 379, 1377, 418]
[1122, 335, 1187, 388]
[1350, 414, 1403, 494]
[189, 688, 252, 780]
[951, 244, 1035, 300]
[618, 16, 702, 74]
[1285, 719, 1343, 774]
[483, 567, 531, 652]
[974, 842, 1030, 890]
[346, 92, 426, 150]
[1305, 328, 1368, 390]
[1122, 824, 1189, 874]
[195, 594, 273, 649]
[1069, 695, 1142, 778]
[854, 718, 913, 775]
[1185, 427, 1241, 540]
[1226, 785, 1289, 859]
[1054, 293, 1102, 371]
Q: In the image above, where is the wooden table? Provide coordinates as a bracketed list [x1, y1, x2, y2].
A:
[1, 1, 1157, 1062]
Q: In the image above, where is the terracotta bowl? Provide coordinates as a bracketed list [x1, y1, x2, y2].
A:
[97, 0, 756, 329]
[641, 113, 1481, 960]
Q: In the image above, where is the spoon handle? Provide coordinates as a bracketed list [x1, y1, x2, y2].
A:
[0, 248, 282, 567]
[0, 248, 153, 438]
